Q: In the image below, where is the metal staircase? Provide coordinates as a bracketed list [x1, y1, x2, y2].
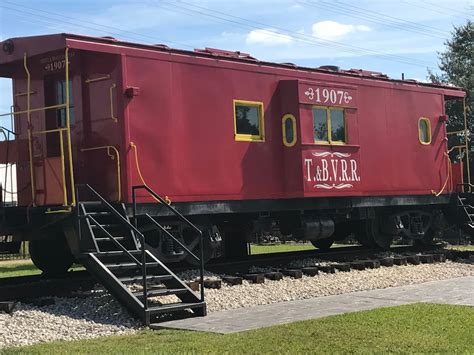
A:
[76, 184, 206, 325]
[456, 192, 474, 236]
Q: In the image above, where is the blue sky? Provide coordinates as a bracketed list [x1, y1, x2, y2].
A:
[0, 0, 472, 121]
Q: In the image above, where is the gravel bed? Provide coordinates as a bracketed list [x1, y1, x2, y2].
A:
[0, 289, 141, 349]
[204, 261, 474, 312]
[1, 261, 472, 348]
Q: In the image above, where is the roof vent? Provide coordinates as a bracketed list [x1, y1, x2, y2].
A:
[194, 47, 257, 61]
[346, 68, 389, 78]
[153, 44, 170, 49]
[319, 65, 340, 71]
[101, 36, 118, 42]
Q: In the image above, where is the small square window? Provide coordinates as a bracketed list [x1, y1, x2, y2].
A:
[234, 100, 265, 141]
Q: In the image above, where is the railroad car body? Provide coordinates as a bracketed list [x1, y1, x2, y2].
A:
[0, 33, 469, 269]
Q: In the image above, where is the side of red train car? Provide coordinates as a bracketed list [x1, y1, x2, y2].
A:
[0, 33, 467, 266]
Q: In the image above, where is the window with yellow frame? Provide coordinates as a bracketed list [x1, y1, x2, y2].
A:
[313, 106, 346, 144]
[418, 117, 431, 145]
[282, 114, 297, 147]
[233, 100, 265, 142]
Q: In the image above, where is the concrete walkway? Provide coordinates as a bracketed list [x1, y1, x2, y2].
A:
[151, 276, 474, 334]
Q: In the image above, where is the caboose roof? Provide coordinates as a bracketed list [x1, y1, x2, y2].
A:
[0, 32, 466, 98]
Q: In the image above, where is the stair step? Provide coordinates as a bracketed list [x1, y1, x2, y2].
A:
[87, 211, 112, 216]
[133, 288, 188, 298]
[119, 274, 173, 284]
[105, 262, 160, 270]
[96, 250, 142, 256]
[147, 302, 206, 314]
[95, 236, 127, 242]
[91, 224, 124, 229]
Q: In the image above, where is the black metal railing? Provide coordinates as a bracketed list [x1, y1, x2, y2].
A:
[76, 184, 150, 310]
[132, 185, 205, 302]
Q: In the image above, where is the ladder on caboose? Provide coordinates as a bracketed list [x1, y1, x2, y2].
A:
[75, 184, 206, 325]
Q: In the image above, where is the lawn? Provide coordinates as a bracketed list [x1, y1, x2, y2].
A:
[447, 244, 474, 251]
[0, 259, 40, 278]
[3, 303, 473, 354]
[0, 260, 84, 278]
[250, 242, 349, 254]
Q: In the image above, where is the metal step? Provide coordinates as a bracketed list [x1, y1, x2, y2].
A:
[105, 262, 160, 270]
[118, 274, 173, 284]
[95, 236, 127, 242]
[133, 287, 188, 298]
[147, 301, 206, 314]
[96, 250, 141, 256]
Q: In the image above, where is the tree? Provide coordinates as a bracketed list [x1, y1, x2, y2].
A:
[428, 21, 473, 138]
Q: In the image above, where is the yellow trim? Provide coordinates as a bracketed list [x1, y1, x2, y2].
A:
[312, 106, 347, 144]
[110, 83, 118, 123]
[233, 100, 265, 142]
[45, 207, 72, 214]
[418, 117, 432, 145]
[81, 146, 122, 201]
[282, 114, 297, 147]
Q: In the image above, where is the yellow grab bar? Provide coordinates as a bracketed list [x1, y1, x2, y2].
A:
[110, 83, 118, 123]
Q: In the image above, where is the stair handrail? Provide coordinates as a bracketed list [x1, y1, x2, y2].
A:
[132, 185, 205, 302]
[76, 184, 149, 311]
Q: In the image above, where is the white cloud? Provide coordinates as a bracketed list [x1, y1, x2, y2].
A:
[312, 21, 371, 40]
[246, 28, 292, 46]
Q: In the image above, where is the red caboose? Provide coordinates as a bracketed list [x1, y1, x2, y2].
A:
[0, 33, 470, 269]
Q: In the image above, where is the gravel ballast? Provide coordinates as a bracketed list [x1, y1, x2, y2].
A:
[1, 261, 472, 348]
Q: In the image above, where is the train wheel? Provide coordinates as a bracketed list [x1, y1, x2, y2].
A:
[29, 237, 74, 274]
[219, 222, 249, 259]
[356, 217, 395, 250]
[310, 237, 335, 250]
[354, 220, 376, 247]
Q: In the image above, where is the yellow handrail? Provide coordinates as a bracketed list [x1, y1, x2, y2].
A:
[65, 47, 76, 206]
[23, 53, 35, 205]
[110, 83, 118, 123]
[85, 75, 110, 84]
[0, 103, 67, 117]
[81, 146, 121, 201]
[432, 152, 452, 197]
[463, 97, 471, 192]
[129, 142, 171, 204]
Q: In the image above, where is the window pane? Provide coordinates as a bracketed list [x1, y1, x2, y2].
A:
[313, 108, 328, 142]
[235, 104, 261, 136]
[419, 119, 430, 143]
[284, 117, 294, 144]
[330, 109, 345, 142]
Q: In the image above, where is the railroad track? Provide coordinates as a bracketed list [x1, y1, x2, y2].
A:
[204, 244, 419, 274]
[0, 245, 471, 305]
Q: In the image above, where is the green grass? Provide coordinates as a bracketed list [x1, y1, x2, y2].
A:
[4, 303, 473, 354]
[447, 244, 474, 251]
[0, 259, 40, 278]
[0, 260, 84, 278]
[250, 242, 348, 254]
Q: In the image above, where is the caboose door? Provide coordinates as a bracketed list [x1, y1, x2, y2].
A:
[80, 55, 122, 202]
